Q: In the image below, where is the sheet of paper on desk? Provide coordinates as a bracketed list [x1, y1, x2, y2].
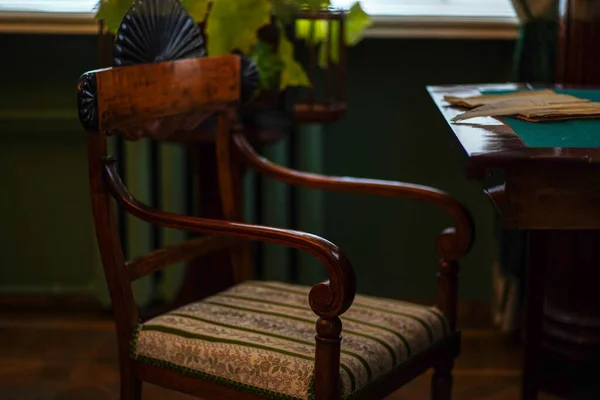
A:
[452, 100, 600, 122]
[446, 90, 600, 122]
[443, 90, 586, 108]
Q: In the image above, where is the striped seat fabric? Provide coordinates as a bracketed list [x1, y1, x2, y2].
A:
[133, 281, 450, 399]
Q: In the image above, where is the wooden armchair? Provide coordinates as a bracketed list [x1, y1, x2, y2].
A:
[78, 2, 473, 399]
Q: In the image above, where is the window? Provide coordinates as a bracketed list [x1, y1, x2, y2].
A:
[332, 0, 515, 17]
[0, 0, 517, 38]
[1, 0, 515, 17]
[0, 1, 97, 13]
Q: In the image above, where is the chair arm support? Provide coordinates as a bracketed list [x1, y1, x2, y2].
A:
[234, 134, 473, 260]
[103, 157, 356, 318]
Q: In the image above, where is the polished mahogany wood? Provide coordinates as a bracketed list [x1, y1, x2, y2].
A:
[87, 130, 141, 400]
[429, 83, 600, 399]
[88, 51, 253, 301]
[136, 363, 266, 400]
[104, 156, 357, 318]
[215, 116, 255, 283]
[429, 83, 600, 230]
[556, 0, 600, 85]
[505, 164, 600, 229]
[292, 9, 348, 124]
[428, 83, 600, 180]
[229, 132, 472, 397]
[84, 55, 358, 399]
[176, 142, 239, 306]
[314, 317, 343, 400]
[294, 103, 347, 123]
[436, 260, 460, 333]
[233, 134, 472, 263]
[81, 52, 474, 399]
[94, 56, 239, 137]
[126, 235, 237, 282]
[520, 231, 548, 400]
[95, 8, 352, 308]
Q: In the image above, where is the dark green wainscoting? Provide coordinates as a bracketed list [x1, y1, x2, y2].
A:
[0, 33, 514, 306]
[0, 34, 100, 299]
[260, 38, 516, 303]
[320, 39, 514, 301]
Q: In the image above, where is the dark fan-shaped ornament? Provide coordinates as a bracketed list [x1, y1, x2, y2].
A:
[240, 56, 260, 104]
[113, 0, 205, 66]
[77, 71, 98, 132]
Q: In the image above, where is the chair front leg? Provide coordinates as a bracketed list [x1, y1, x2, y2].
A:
[120, 357, 142, 400]
[432, 358, 454, 400]
[436, 259, 459, 332]
[432, 228, 462, 400]
[314, 317, 343, 400]
[435, 228, 462, 332]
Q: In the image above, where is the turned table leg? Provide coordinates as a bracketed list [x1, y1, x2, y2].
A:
[522, 229, 600, 399]
[521, 231, 548, 400]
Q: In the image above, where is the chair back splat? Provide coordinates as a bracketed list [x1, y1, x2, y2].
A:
[78, 1, 468, 399]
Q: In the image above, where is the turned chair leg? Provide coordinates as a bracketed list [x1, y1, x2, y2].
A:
[120, 363, 142, 400]
[431, 359, 454, 400]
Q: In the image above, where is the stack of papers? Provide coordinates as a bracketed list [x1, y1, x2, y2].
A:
[444, 90, 600, 122]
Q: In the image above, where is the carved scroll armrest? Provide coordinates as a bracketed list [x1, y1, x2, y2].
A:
[234, 134, 474, 260]
[104, 158, 355, 318]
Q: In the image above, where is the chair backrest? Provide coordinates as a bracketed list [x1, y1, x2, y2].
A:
[79, 53, 242, 340]
[80, 56, 240, 137]
[78, 0, 252, 351]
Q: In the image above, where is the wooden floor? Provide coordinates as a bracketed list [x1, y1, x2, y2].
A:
[0, 311, 560, 400]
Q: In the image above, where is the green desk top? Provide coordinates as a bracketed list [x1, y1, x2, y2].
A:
[482, 89, 600, 148]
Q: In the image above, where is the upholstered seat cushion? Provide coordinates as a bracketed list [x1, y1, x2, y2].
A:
[133, 281, 450, 399]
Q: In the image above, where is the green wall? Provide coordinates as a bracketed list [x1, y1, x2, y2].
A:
[0, 34, 99, 295]
[320, 39, 515, 301]
[0, 33, 514, 303]
[0, 34, 188, 305]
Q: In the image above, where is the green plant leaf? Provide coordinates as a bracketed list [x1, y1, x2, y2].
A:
[96, 0, 133, 34]
[180, 0, 211, 22]
[295, 19, 329, 44]
[93, 0, 370, 92]
[317, 22, 340, 68]
[296, 0, 330, 11]
[251, 41, 284, 91]
[271, 0, 299, 24]
[278, 29, 311, 89]
[315, 1, 371, 67]
[297, 1, 371, 68]
[289, 0, 332, 39]
[95, 0, 213, 32]
[345, 1, 371, 45]
[206, 0, 271, 56]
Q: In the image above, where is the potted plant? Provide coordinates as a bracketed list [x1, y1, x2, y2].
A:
[95, 0, 370, 134]
[96, 0, 369, 93]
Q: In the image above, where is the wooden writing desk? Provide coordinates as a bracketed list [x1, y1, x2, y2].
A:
[429, 83, 600, 399]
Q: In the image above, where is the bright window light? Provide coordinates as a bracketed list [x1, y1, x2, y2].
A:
[0, 0, 516, 18]
[331, 0, 516, 18]
[0, 1, 98, 13]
